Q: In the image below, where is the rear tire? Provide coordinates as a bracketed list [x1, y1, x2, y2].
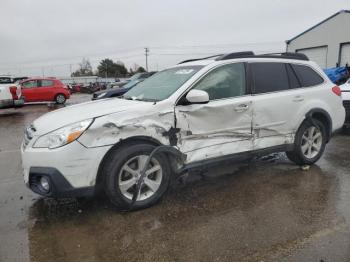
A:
[286, 119, 327, 165]
[55, 94, 66, 104]
[103, 143, 171, 211]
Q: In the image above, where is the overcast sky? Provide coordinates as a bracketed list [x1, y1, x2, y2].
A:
[0, 0, 348, 76]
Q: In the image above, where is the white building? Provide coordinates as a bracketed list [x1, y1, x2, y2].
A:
[59, 76, 119, 85]
[286, 10, 350, 69]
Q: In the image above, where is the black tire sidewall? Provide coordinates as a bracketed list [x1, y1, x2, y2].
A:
[294, 119, 326, 165]
[104, 144, 171, 210]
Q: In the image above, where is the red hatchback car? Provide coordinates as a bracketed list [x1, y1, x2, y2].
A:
[21, 78, 70, 104]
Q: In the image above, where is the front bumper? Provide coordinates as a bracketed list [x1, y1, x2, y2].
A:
[21, 140, 111, 198]
[28, 167, 94, 198]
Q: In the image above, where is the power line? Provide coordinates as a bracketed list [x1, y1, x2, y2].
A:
[0, 47, 144, 66]
[0, 53, 145, 70]
[0, 41, 284, 66]
[0, 42, 285, 74]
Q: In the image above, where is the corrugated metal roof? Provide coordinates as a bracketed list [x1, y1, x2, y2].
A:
[286, 10, 350, 44]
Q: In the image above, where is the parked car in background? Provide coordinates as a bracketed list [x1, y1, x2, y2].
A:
[92, 71, 157, 100]
[340, 79, 350, 126]
[21, 78, 70, 104]
[113, 72, 156, 88]
[22, 52, 345, 210]
[0, 76, 24, 109]
[71, 83, 82, 93]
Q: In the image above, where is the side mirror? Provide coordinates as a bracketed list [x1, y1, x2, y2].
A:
[185, 89, 209, 104]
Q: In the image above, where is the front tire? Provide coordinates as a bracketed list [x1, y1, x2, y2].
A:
[103, 144, 171, 210]
[286, 119, 327, 165]
[55, 94, 66, 104]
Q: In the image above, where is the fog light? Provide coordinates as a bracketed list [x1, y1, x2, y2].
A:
[40, 176, 50, 192]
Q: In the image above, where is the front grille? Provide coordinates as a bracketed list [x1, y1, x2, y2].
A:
[343, 101, 350, 123]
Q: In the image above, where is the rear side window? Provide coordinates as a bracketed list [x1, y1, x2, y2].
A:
[291, 64, 324, 87]
[41, 80, 54, 87]
[286, 64, 301, 89]
[251, 62, 289, 94]
[0, 77, 14, 84]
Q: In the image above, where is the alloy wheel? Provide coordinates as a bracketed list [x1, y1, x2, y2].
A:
[56, 94, 65, 104]
[301, 126, 323, 159]
[118, 155, 162, 201]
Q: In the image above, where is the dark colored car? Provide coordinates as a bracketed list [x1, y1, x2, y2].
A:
[113, 72, 156, 88]
[92, 72, 156, 100]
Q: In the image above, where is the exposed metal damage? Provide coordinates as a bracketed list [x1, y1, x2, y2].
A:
[78, 105, 176, 148]
[74, 97, 298, 166]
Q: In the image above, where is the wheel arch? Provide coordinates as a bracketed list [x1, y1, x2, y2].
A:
[94, 136, 170, 194]
[305, 108, 332, 142]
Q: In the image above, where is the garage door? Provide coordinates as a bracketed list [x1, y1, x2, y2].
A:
[340, 43, 350, 66]
[296, 46, 327, 68]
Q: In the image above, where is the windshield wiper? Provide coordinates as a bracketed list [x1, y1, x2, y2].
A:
[121, 95, 133, 100]
[121, 96, 158, 102]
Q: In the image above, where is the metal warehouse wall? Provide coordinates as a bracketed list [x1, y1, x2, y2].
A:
[286, 11, 350, 68]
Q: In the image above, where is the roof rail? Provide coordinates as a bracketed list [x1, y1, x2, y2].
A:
[260, 52, 309, 61]
[179, 51, 309, 64]
[178, 54, 223, 64]
[215, 51, 255, 61]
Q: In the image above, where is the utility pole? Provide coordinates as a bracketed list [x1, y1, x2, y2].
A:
[69, 64, 72, 76]
[144, 47, 149, 72]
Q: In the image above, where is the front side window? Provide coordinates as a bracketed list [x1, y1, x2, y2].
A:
[40, 80, 54, 87]
[291, 64, 324, 87]
[193, 63, 246, 100]
[124, 66, 203, 101]
[251, 62, 289, 94]
[22, 80, 38, 88]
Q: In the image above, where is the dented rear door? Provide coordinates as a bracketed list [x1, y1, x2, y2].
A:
[175, 62, 253, 163]
[249, 62, 303, 149]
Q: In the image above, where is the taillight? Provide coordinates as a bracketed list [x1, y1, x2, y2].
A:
[9, 86, 18, 100]
[332, 86, 342, 97]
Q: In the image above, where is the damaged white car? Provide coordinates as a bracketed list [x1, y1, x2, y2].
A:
[22, 52, 345, 210]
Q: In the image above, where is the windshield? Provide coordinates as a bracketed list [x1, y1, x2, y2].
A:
[124, 66, 203, 101]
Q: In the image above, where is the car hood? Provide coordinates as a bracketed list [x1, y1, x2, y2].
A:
[32, 98, 148, 135]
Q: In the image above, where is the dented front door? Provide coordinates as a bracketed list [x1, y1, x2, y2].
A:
[175, 62, 253, 163]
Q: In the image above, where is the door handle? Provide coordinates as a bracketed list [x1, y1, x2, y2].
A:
[234, 104, 249, 112]
[293, 95, 304, 102]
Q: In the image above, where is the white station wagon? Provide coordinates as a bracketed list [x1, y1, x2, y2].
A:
[22, 52, 345, 210]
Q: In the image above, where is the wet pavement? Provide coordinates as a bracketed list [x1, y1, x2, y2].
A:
[0, 94, 349, 261]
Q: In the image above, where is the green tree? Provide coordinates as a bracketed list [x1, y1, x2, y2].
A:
[136, 66, 146, 73]
[71, 58, 93, 77]
[97, 58, 128, 77]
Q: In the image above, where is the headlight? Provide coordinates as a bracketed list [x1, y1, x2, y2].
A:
[33, 119, 93, 149]
[97, 92, 107, 98]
